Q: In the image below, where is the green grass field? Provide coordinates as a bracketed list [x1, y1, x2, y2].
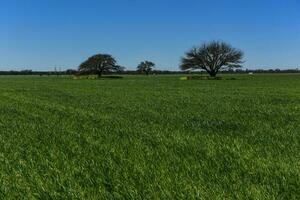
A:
[0, 74, 299, 199]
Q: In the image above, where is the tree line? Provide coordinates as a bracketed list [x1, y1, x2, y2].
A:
[1, 41, 299, 77]
[1, 68, 299, 76]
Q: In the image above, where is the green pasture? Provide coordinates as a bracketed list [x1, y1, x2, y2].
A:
[0, 74, 299, 199]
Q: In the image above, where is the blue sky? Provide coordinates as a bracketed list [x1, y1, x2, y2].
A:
[0, 0, 299, 70]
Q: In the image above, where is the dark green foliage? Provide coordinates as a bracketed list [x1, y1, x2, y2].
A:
[137, 61, 155, 75]
[181, 41, 244, 77]
[79, 54, 123, 77]
[0, 74, 299, 199]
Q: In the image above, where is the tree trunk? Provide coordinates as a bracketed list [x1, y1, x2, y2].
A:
[97, 71, 102, 77]
[210, 73, 216, 77]
[207, 70, 217, 77]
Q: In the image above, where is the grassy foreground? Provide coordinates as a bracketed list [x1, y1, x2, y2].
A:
[0, 74, 299, 199]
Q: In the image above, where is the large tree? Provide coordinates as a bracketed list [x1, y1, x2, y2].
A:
[180, 41, 243, 77]
[137, 61, 155, 75]
[79, 54, 122, 77]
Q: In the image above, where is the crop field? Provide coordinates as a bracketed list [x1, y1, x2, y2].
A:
[0, 74, 299, 199]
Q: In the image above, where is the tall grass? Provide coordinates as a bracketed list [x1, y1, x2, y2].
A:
[0, 74, 299, 199]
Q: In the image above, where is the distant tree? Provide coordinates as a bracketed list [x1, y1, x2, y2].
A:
[20, 70, 33, 75]
[137, 61, 155, 75]
[66, 69, 77, 75]
[116, 65, 126, 73]
[79, 54, 122, 77]
[180, 41, 244, 77]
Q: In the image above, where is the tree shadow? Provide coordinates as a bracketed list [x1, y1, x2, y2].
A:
[181, 76, 237, 80]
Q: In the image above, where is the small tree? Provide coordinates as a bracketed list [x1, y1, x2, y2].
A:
[137, 61, 155, 75]
[79, 54, 121, 77]
[180, 41, 243, 77]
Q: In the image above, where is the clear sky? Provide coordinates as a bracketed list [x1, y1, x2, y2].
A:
[0, 0, 299, 71]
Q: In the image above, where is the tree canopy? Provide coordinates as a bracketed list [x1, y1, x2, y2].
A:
[137, 61, 155, 75]
[79, 54, 122, 77]
[180, 41, 244, 77]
